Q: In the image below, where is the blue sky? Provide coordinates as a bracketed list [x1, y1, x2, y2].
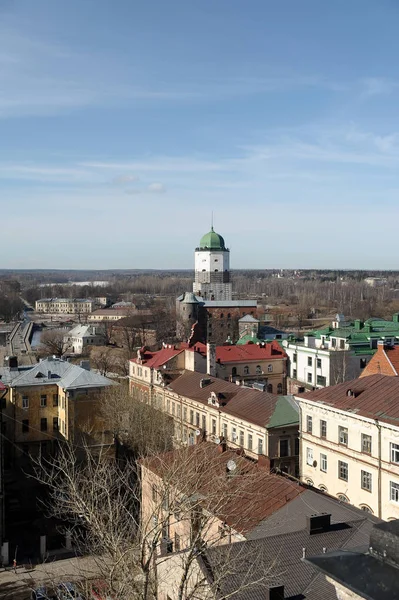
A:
[2, 0, 399, 269]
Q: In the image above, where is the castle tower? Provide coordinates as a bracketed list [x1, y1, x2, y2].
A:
[193, 227, 232, 301]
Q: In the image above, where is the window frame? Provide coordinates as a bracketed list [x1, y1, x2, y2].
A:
[361, 433, 372, 454]
[338, 460, 348, 481]
[391, 443, 399, 464]
[361, 470, 372, 492]
[320, 453, 327, 472]
[306, 415, 313, 434]
[306, 447, 313, 466]
[390, 481, 399, 503]
[320, 420, 327, 439]
[339, 426, 348, 446]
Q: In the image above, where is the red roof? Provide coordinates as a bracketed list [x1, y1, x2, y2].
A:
[141, 443, 303, 534]
[130, 346, 183, 369]
[299, 374, 399, 427]
[216, 341, 286, 363]
[360, 344, 399, 378]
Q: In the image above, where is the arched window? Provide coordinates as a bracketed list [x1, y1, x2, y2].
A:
[227, 313, 231, 319]
[277, 383, 283, 394]
[337, 494, 349, 503]
[220, 313, 224, 319]
[256, 365, 262, 375]
[214, 269, 218, 272]
[360, 505, 373, 514]
[232, 367, 237, 376]
[305, 478, 314, 486]
[268, 364, 273, 373]
[319, 485, 328, 493]
[244, 366, 249, 375]
[267, 384, 273, 393]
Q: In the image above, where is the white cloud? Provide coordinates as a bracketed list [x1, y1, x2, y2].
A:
[147, 182, 166, 193]
[113, 174, 139, 184]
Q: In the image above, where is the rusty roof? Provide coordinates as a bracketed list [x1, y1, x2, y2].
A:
[167, 371, 289, 428]
[299, 374, 399, 426]
[141, 442, 304, 535]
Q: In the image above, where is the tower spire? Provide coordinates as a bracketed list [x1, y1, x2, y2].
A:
[211, 211, 214, 231]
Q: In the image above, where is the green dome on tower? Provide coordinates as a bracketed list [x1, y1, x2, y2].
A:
[198, 227, 227, 250]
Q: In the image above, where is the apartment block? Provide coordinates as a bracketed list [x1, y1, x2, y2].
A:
[297, 374, 399, 520]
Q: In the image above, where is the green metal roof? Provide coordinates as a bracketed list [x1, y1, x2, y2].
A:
[237, 334, 262, 345]
[198, 227, 226, 250]
[267, 395, 299, 429]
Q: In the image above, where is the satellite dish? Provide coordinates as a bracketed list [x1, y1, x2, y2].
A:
[195, 429, 201, 436]
[214, 437, 221, 445]
[226, 459, 237, 472]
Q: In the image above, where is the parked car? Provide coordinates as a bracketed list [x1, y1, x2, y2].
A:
[57, 582, 85, 600]
[31, 587, 50, 600]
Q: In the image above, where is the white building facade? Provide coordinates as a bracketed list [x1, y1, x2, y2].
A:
[193, 227, 232, 301]
[297, 386, 399, 521]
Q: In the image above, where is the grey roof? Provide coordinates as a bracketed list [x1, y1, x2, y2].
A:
[0, 366, 32, 386]
[203, 517, 376, 600]
[248, 489, 380, 540]
[306, 519, 399, 600]
[203, 300, 257, 308]
[66, 324, 104, 338]
[239, 315, 259, 323]
[10, 357, 114, 390]
[177, 292, 202, 303]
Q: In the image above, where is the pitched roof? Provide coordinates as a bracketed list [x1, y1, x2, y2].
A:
[216, 341, 286, 364]
[360, 343, 399, 378]
[203, 516, 376, 600]
[298, 374, 399, 427]
[167, 371, 298, 428]
[10, 357, 114, 390]
[131, 346, 184, 369]
[141, 443, 304, 535]
[66, 324, 104, 338]
[238, 315, 259, 323]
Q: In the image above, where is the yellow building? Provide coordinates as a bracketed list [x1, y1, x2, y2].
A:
[0, 356, 115, 462]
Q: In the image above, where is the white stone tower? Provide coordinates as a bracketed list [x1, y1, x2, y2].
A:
[193, 227, 232, 301]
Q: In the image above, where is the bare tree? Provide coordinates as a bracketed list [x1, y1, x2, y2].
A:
[89, 346, 117, 376]
[38, 329, 71, 357]
[100, 383, 174, 456]
[32, 441, 278, 600]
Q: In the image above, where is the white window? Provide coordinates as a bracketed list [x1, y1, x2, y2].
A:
[391, 443, 399, 464]
[267, 364, 273, 373]
[339, 426, 348, 446]
[390, 481, 399, 502]
[320, 454, 327, 472]
[306, 447, 313, 466]
[22, 396, 29, 409]
[258, 438, 264, 455]
[248, 433, 253, 450]
[361, 471, 372, 492]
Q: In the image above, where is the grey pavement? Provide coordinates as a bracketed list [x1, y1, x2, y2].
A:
[0, 555, 104, 600]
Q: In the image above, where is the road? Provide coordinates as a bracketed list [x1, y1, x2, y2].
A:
[0, 555, 104, 600]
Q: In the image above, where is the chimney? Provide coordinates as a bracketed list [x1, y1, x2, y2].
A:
[4, 356, 18, 371]
[47, 370, 52, 379]
[354, 319, 363, 331]
[267, 585, 284, 600]
[307, 513, 331, 534]
[206, 342, 216, 377]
